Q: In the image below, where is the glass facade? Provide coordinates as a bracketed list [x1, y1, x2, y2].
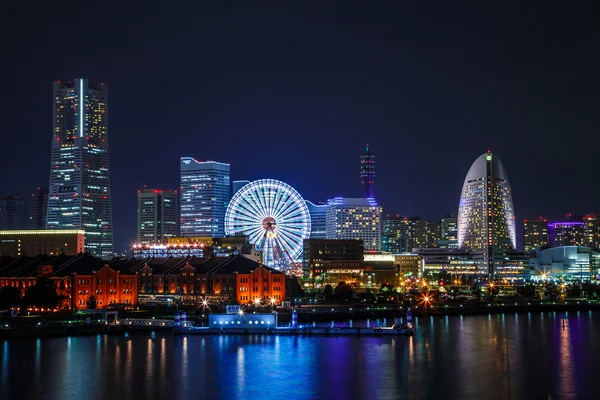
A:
[0, 195, 27, 230]
[46, 79, 113, 258]
[438, 215, 458, 248]
[548, 222, 585, 247]
[305, 200, 328, 239]
[457, 151, 516, 275]
[137, 189, 178, 244]
[523, 218, 549, 252]
[180, 158, 231, 238]
[360, 144, 375, 199]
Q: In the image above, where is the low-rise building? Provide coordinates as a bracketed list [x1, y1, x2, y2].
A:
[529, 246, 600, 281]
[0, 230, 85, 257]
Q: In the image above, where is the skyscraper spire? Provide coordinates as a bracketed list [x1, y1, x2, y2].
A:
[360, 144, 375, 199]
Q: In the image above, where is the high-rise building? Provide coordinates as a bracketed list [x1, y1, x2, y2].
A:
[0, 195, 27, 230]
[548, 222, 585, 247]
[180, 158, 231, 238]
[326, 197, 382, 250]
[305, 200, 328, 239]
[523, 217, 549, 252]
[438, 215, 458, 248]
[137, 189, 178, 245]
[382, 215, 409, 253]
[360, 144, 375, 198]
[46, 79, 113, 258]
[457, 151, 516, 275]
[29, 187, 49, 229]
[583, 214, 600, 249]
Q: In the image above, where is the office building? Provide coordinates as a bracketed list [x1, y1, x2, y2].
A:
[438, 215, 458, 248]
[548, 222, 585, 247]
[583, 214, 600, 249]
[232, 180, 250, 196]
[29, 187, 49, 229]
[394, 254, 424, 277]
[305, 200, 328, 239]
[363, 251, 397, 285]
[303, 239, 364, 284]
[523, 217, 549, 252]
[46, 79, 113, 258]
[137, 189, 178, 245]
[382, 215, 408, 253]
[360, 144, 375, 198]
[457, 151, 516, 276]
[0, 195, 27, 230]
[383, 215, 440, 253]
[326, 197, 382, 250]
[180, 158, 231, 238]
[0, 230, 84, 257]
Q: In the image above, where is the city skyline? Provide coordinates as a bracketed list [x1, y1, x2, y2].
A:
[2, 3, 600, 253]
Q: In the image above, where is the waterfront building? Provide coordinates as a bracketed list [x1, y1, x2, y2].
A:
[303, 239, 364, 284]
[46, 79, 113, 258]
[0, 253, 137, 309]
[134, 255, 286, 304]
[457, 151, 516, 276]
[523, 217, 549, 252]
[305, 200, 328, 239]
[394, 254, 424, 277]
[413, 248, 484, 277]
[137, 189, 178, 245]
[180, 158, 231, 238]
[363, 251, 396, 286]
[28, 188, 49, 229]
[326, 197, 382, 250]
[0, 195, 27, 230]
[529, 246, 600, 281]
[0, 230, 84, 257]
[438, 215, 458, 249]
[360, 144, 375, 198]
[548, 222, 585, 247]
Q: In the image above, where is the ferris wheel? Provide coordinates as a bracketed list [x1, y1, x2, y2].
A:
[224, 179, 311, 269]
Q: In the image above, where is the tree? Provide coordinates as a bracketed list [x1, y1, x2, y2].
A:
[0, 286, 22, 310]
[86, 295, 98, 310]
[334, 282, 353, 303]
[323, 284, 333, 301]
[23, 280, 59, 309]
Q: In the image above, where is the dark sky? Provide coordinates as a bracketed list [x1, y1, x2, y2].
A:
[2, 2, 599, 252]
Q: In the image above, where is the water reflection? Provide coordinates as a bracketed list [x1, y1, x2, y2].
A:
[0, 314, 598, 400]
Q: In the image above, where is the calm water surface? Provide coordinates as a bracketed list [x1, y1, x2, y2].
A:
[2, 312, 600, 400]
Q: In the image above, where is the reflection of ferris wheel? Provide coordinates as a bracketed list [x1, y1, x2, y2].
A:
[225, 179, 311, 270]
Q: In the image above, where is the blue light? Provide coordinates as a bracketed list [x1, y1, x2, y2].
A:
[79, 79, 84, 138]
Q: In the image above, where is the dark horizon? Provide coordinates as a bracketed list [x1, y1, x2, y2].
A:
[2, 2, 599, 253]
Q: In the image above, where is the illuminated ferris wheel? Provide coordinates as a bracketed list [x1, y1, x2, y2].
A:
[224, 179, 311, 270]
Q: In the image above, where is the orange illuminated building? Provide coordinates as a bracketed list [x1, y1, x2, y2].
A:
[0, 254, 138, 310]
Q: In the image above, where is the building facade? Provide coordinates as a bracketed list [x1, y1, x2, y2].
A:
[457, 151, 516, 276]
[180, 158, 231, 238]
[0, 230, 84, 257]
[326, 197, 382, 250]
[29, 187, 49, 229]
[523, 217, 549, 252]
[0, 195, 27, 230]
[137, 189, 178, 244]
[46, 79, 113, 258]
[438, 215, 458, 249]
[303, 239, 364, 284]
[360, 144, 375, 198]
[305, 200, 328, 239]
[548, 222, 585, 247]
[530, 246, 600, 281]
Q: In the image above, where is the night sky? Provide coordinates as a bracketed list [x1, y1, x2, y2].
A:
[2, 2, 599, 253]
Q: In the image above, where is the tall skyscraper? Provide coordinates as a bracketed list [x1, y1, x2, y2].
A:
[137, 189, 178, 245]
[326, 197, 382, 250]
[360, 144, 375, 198]
[438, 215, 458, 248]
[523, 217, 549, 252]
[180, 158, 231, 238]
[46, 79, 113, 258]
[382, 215, 409, 254]
[0, 195, 27, 230]
[457, 151, 516, 275]
[29, 187, 49, 229]
[583, 214, 599, 249]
